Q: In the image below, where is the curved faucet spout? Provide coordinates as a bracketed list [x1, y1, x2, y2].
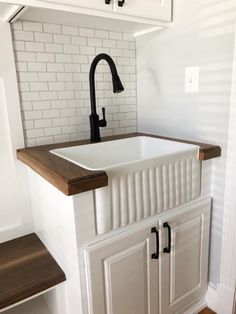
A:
[89, 53, 124, 142]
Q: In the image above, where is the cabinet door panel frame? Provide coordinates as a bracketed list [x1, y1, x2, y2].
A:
[159, 199, 211, 314]
[84, 224, 159, 314]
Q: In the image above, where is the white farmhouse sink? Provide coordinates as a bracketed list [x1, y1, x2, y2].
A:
[51, 136, 201, 234]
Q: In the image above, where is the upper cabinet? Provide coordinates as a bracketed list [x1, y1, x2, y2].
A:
[114, 0, 173, 22]
[40, 0, 113, 13]
[1, 0, 173, 25]
[42, 0, 173, 22]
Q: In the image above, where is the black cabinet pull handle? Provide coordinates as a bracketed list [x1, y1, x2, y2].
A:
[151, 227, 159, 260]
[118, 0, 125, 7]
[105, 0, 111, 4]
[163, 222, 171, 253]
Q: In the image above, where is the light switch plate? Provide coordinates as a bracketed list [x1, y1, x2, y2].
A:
[185, 66, 199, 93]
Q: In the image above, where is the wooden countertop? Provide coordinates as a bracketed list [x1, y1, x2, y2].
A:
[17, 132, 221, 196]
[0, 233, 66, 310]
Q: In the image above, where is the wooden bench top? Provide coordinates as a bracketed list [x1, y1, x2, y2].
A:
[0, 233, 66, 310]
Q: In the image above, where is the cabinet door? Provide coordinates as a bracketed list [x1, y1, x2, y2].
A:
[84, 225, 159, 314]
[115, 0, 172, 22]
[159, 199, 211, 314]
[41, 0, 113, 12]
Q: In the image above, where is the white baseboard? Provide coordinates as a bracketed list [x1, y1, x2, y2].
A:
[206, 285, 218, 312]
[185, 298, 207, 314]
[207, 284, 235, 314]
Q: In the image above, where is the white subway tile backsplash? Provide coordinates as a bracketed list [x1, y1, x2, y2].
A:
[63, 45, 80, 54]
[28, 62, 47, 72]
[18, 72, 38, 82]
[15, 51, 36, 62]
[16, 61, 27, 72]
[26, 128, 44, 138]
[88, 38, 102, 47]
[38, 72, 56, 81]
[48, 82, 66, 91]
[53, 118, 69, 126]
[24, 110, 42, 120]
[21, 101, 32, 111]
[43, 23, 61, 34]
[62, 125, 77, 134]
[30, 82, 48, 91]
[40, 91, 58, 100]
[13, 30, 34, 41]
[34, 119, 52, 128]
[110, 48, 123, 57]
[36, 136, 53, 145]
[117, 40, 130, 49]
[103, 39, 116, 48]
[65, 63, 80, 72]
[79, 28, 94, 37]
[51, 100, 68, 109]
[95, 30, 109, 39]
[54, 34, 71, 44]
[44, 126, 61, 136]
[12, 21, 137, 146]
[25, 42, 45, 52]
[34, 32, 53, 43]
[80, 46, 95, 55]
[23, 120, 34, 129]
[47, 63, 64, 72]
[13, 41, 25, 51]
[45, 43, 63, 53]
[62, 25, 78, 36]
[110, 32, 122, 40]
[56, 72, 73, 81]
[56, 54, 72, 63]
[12, 21, 23, 30]
[37, 52, 55, 62]
[33, 100, 51, 110]
[43, 109, 60, 118]
[72, 55, 88, 64]
[21, 92, 40, 101]
[58, 91, 74, 100]
[18, 82, 29, 92]
[66, 81, 82, 91]
[71, 36, 87, 46]
[23, 21, 43, 32]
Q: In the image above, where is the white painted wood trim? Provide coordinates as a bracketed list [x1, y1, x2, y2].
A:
[183, 298, 207, 314]
[0, 283, 64, 313]
[0, 4, 22, 22]
[0, 22, 33, 242]
[206, 285, 218, 313]
[207, 284, 235, 314]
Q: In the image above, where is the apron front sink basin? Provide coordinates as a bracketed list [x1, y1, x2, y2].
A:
[51, 136, 201, 234]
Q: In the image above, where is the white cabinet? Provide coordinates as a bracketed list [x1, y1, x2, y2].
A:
[159, 201, 210, 314]
[2, 0, 172, 24]
[115, 0, 173, 22]
[84, 225, 159, 314]
[41, 0, 173, 22]
[41, 0, 113, 13]
[84, 199, 211, 314]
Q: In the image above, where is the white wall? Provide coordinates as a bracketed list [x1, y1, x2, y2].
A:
[137, 0, 236, 287]
[12, 19, 137, 147]
[0, 22, 32, 242]
[212, 24, 236, 314]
